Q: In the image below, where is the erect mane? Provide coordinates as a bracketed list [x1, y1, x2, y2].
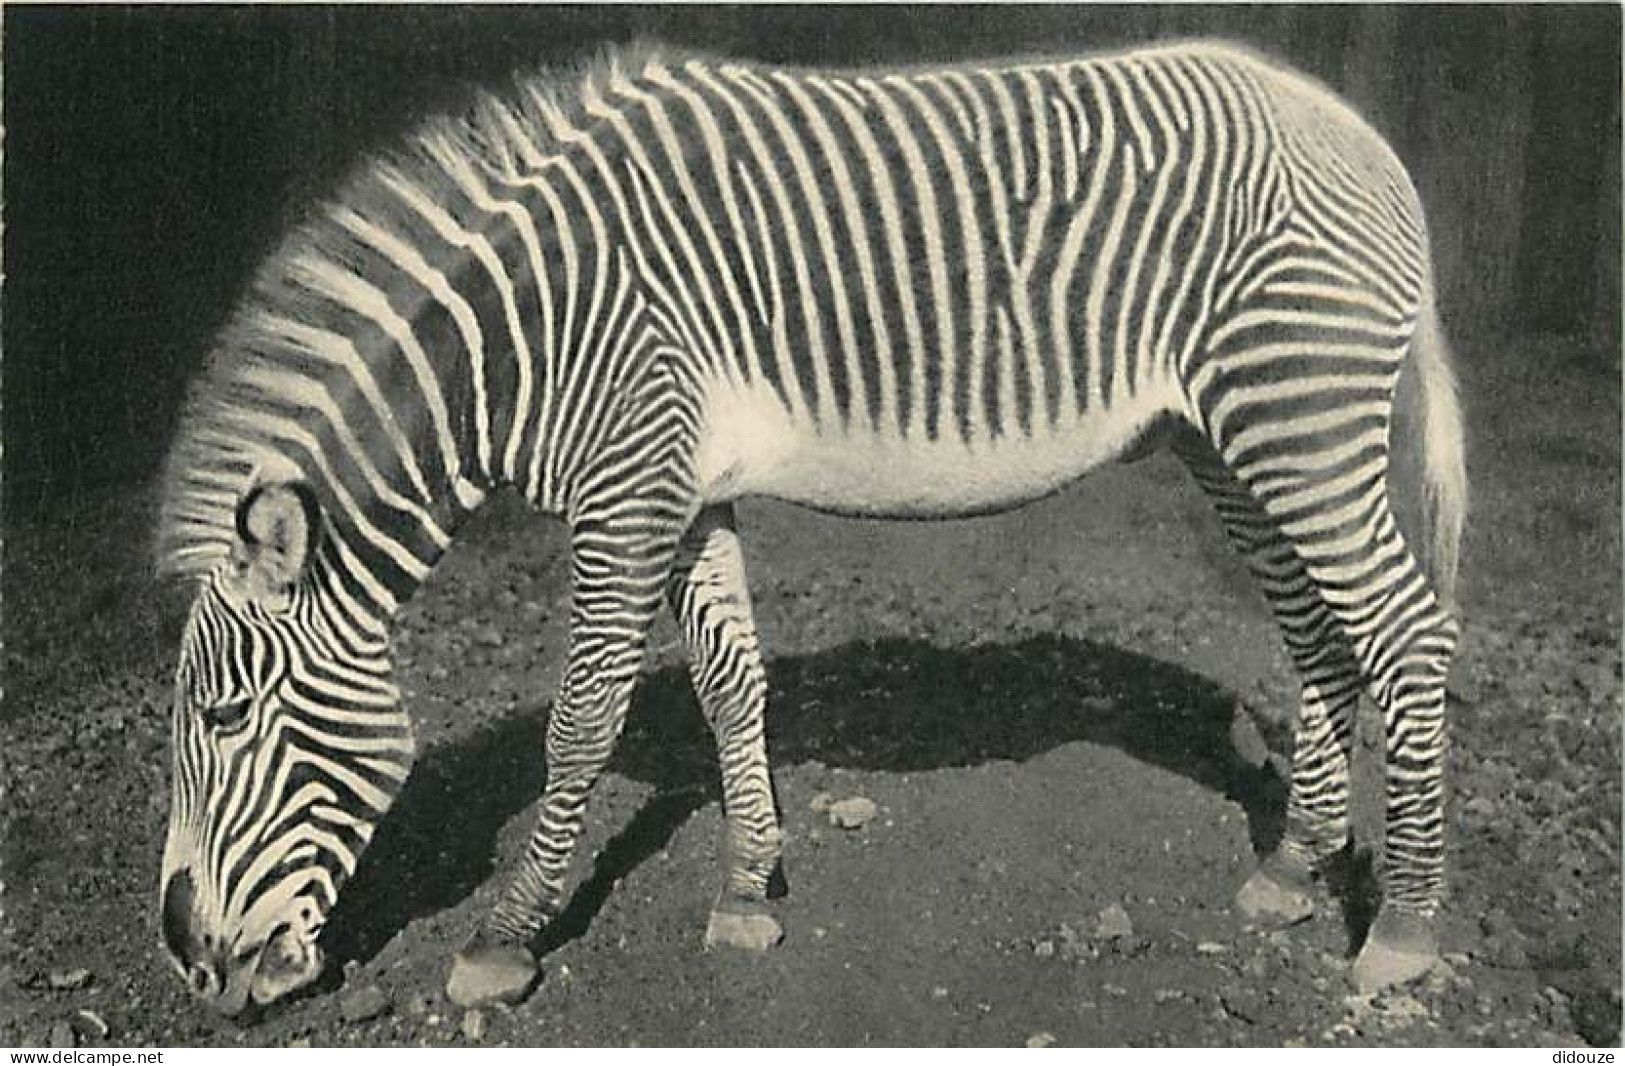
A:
[152, 40, 678, 582]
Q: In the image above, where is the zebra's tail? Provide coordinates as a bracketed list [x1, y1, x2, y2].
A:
[1397, 283, 1467, 610]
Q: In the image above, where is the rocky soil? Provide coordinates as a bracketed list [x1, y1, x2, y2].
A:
[2, 337, 1619, 1047]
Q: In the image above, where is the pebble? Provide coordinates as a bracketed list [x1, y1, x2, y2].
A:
[808, 791, 835, 813]
[462, 1009, 488, 1043]
[1033, 939, 1056, 959]
[287, 1037, 312, 1049]
[339, 984, 391, 1023]
[1221, 991, 1264, 1024]
[46, 968, 92, 991]
[1093, 903, 1135, 940]
[1026, 1032, 1058, 1048]
[72, 1010, 109, 1041]
[406, 991, 437, 1016]
[1377, 994, 1430, 1027]
[1195, 941, 1228, 955]
[828, 796, 878, 829]
[1154, 989, 1182, 1004]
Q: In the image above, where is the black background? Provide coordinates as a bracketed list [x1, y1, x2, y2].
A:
[5, 5, 1620, 518]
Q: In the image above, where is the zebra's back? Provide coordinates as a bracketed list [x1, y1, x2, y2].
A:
[557, 43, 1422, 515]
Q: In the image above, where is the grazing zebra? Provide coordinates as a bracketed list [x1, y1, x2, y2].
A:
[156, 39, 1466, 1016]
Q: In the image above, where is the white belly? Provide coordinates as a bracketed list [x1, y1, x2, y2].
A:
[693, 380, 1185, 518]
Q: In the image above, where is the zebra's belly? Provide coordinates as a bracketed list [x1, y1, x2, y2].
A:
[693, 381, 1185, 519]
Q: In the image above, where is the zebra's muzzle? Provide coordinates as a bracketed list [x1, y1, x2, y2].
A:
[161, 870, 325, 1017]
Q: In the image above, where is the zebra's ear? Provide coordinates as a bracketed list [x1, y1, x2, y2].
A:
[230, 481, 320, 605]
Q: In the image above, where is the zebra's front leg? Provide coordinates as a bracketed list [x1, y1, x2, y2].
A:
[666, 505, 785, 953]
[447, 517, 678, 1008]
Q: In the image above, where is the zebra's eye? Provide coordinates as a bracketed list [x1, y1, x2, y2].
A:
[202, 698, 254, 733]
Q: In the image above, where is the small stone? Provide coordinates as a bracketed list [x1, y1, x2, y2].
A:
[1221, 991, 1263, 1024]
[809, 791, 835, 814]
[461, 1009, 487, 1043]
[1026, 1032, 1058, 1048]
[46, 968, 92, 991]
[1343, 992, 1377, 1020]
[339, 984, 391, 1023]
[931, 986, 949, 999]
[1196, 941, 1228, 955]
[1093, 903, 1134, 940]
[1154, 989, 1182, 1004]
[49, 1021, 77, 1048]
[1103, 983, 1128, 998]
[1033, 939, 1056, 959]
[827, 796, 878, 829]
[1376, 993, 1430, 1027]
[71, 1010, 110, 1041]
[287, 1037, 312, 1049]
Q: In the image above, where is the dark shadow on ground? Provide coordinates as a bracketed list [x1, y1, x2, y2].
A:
[325, 633, 1287, 966]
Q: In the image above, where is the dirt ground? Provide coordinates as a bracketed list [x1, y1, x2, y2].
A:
[2, 335, 1619, 1048]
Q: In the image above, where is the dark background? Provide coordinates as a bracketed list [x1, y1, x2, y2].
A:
[3, 9, 1620, 1048]
[4, 4, 1621, 518]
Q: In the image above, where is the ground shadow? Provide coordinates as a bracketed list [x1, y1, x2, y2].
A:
[326, 633, 1288, 966]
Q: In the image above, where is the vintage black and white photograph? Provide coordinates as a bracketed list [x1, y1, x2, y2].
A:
[2, 3, 1620, 1049]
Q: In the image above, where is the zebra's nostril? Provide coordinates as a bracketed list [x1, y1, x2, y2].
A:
[161, 870, 198, 966]
[188, 961, 221, 998]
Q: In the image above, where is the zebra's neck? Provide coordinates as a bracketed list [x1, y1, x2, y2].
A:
[158, 67, 671, 617]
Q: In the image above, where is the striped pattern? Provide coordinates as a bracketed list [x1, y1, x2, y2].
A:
[161, 560, 411, 1013]
[157, 39, 1464, 1011]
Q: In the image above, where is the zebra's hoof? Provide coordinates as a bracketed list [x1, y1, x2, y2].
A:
[446, 943, 539, 1007]
[1235, 854, 1315, 928]
[1352, 909, 1438, 992]
[704, 898, 784, 952]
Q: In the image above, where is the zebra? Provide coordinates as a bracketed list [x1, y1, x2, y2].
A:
[156, 39, 1466, 1016]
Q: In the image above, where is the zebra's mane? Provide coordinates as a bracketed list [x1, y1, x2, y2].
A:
[153, 40, 675, 582]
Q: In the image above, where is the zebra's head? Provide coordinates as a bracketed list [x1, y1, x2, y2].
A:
[160, 481, 415, 1016]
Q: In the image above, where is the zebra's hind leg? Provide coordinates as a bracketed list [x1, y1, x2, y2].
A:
[447, 506, 684, 1008]
[1178, 440, 1361, 928]
[667, 504, 785, 953]
[1209, 428, 1458, 991]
